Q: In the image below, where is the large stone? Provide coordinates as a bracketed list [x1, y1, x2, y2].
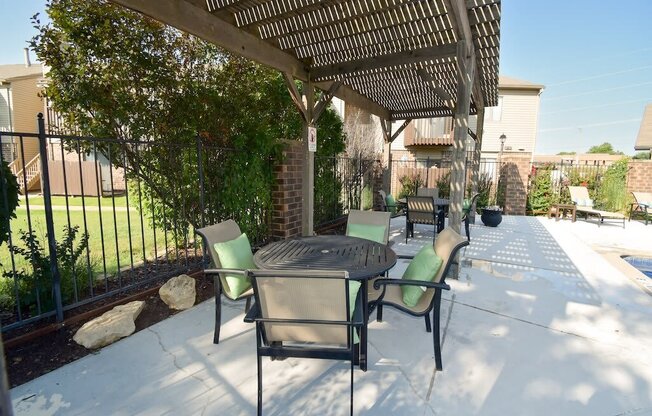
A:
[159, 274, 196, 310]
[73, 301, 145, 349]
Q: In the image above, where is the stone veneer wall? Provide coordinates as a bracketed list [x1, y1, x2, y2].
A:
[498, 152, 532, 215]
[271, 140, 303, 240]
[626, 160, 652, 193]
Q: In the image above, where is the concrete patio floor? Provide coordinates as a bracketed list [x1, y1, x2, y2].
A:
[11, 215, 652, 415]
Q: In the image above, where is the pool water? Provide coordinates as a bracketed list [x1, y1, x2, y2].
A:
[623, 256, 652, 279]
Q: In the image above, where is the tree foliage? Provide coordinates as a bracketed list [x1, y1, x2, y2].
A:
[527, 165, 555, 213]
[31, 0, 346, 241]
[587, 142, 624, 155]
[0, 161, 20, 247]
[633, 151, 651, 160]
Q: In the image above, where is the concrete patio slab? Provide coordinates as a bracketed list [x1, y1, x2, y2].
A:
[11, 216, 652, 415]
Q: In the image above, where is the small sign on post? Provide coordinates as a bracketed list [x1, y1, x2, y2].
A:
[308, 126, 317, 152]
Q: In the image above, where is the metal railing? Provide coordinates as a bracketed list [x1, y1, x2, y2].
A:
[0, 116, 274, 331]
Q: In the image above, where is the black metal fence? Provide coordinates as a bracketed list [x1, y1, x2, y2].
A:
[531, 160, 608, 200]
[0, 117, 377, 331]
[314, 155, 378, 225]
[389, 152, 498, 199]
[0, 119, 274, 331]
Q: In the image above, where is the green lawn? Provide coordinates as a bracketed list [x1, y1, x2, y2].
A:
[20, 195, 128, 208]
[1, 205, 192, 279]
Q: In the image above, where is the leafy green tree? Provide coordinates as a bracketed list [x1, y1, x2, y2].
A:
[587, 142, 624, 155]
[527, 165, 555, 213]
[557, 151, 576, 155]
[595, 158, 629, 212]
[31, 0, 345, 242]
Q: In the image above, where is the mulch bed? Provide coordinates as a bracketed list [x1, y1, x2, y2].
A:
[4, 273, 215, 388]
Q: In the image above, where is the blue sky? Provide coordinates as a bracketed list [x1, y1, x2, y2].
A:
[1, 0, 651, 155]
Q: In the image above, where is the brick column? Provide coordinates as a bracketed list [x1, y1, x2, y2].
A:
[626, 160, 652, 193]
[498, 152, 532, 215]
[271, 140, 303, 240]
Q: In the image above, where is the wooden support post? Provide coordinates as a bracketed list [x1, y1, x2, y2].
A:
[448, 40, 475, 235]
[470, 106, 485, 223]
[380, 118, 411, 195]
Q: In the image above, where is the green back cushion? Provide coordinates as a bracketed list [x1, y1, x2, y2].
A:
[347, 223, 386, 244]
[385, 194, 397, 214]
[213, 233, 255, 298]
[401, 245, 443, 307]
[348, 280, 361, 344]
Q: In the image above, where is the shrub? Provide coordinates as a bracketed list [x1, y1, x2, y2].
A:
[397, 174, 425, 199]
[361, 185, 373, 210]
[435, 172, 450, 198]
[2, 226, 90, 314]
[475, 172, 493, 211]
[0, 160, 20, 247]
[527, 165, 555, 214]
[595, 158, 629, 212]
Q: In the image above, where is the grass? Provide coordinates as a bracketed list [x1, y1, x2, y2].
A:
[20, 195, 128, 208]
[1, 201, 193, 280]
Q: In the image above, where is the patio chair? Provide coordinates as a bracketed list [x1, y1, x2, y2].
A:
[417, 187, 439, 199]
[346, 209, 391, 245]
[568, 186, 626, 227]
[196, 220, 255, 344]
[368, 227, 469, 370]
[378, 190, 400, 215]
[630, 191, 652, 225]
[405, 196, 442, 243]
[244, 269, 363, 416]
[462, 193, 481, 242]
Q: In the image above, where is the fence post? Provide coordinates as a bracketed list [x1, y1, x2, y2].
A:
[37, 113, 64, 322]
[196, 134, 206, 229]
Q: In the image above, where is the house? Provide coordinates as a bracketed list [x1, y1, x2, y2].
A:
[634, 103, 652, 152]
[0, 51, 46, 193]
[391, 75, 545, 163]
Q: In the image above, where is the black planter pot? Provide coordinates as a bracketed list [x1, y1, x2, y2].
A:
[481, 209, 503, 227]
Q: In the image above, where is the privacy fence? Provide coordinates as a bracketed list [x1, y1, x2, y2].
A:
[0, 116, 373, 332]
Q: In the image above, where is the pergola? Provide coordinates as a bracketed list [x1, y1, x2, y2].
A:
[111, 0, 502, 235]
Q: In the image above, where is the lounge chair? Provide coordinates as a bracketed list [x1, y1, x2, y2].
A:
[368, 227, 469, 370]
[346, 209, 391, 245]
[196, 220, 255, 344]
[630, 191, 652, 225]
[244, 269, 363, 416]
[568, 186, 626, 227]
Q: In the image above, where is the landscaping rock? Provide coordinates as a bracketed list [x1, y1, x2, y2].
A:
[73, 301, 145, 349]
[159, 274, 196, 310]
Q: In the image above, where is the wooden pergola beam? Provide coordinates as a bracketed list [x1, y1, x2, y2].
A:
[311, 44, 458, 81]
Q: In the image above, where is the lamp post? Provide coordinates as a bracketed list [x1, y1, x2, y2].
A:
[498, 133, 507, 163]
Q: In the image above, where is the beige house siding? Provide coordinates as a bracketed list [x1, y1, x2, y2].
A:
[10, 76, 43, 166]
[482, 89, 541, 155]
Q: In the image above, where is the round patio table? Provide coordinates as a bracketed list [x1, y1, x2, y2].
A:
[253, 235, 397, 371]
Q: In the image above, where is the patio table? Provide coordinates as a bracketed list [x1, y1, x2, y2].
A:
[253, 235, 397, 371]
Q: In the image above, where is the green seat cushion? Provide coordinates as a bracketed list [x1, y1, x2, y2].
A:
[463, 198, 471, 214]
[401, 245, 443, 308]
[385, 194, 398, 214]
[347, 223, 386, 245]
[213, 233, 255, 298]
[348, 280, 361, 344]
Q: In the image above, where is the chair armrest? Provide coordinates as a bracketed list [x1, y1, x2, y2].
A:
[204, 268, 247, 276]
[244, 302, 259, 323]
[373, 278, 451, 291]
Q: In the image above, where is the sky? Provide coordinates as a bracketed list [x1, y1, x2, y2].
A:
[1, 0, 651, 155]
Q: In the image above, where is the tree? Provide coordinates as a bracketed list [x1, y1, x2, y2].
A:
[31, 0, 346, 240]
[587, 142, 624, 155]
[633, 151, 651, 160]
[0, 161, 20, 247]
[557, 151, 576, 155]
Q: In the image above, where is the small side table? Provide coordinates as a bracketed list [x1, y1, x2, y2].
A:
[548, 204, 576, 222]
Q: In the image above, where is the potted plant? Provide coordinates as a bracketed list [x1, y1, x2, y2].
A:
[480, 205, 503, 227]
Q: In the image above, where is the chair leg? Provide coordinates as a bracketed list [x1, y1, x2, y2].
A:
[245, 296, 252, 313]
[465, 216, 470, 242]
[257, 351, 263, 416]
[433, 297, 443, 371]
[376, 304, 383, 322]
[350, 351, 354, 416]
[213, 280, 222, 344]
[424, 314, 432, 333]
